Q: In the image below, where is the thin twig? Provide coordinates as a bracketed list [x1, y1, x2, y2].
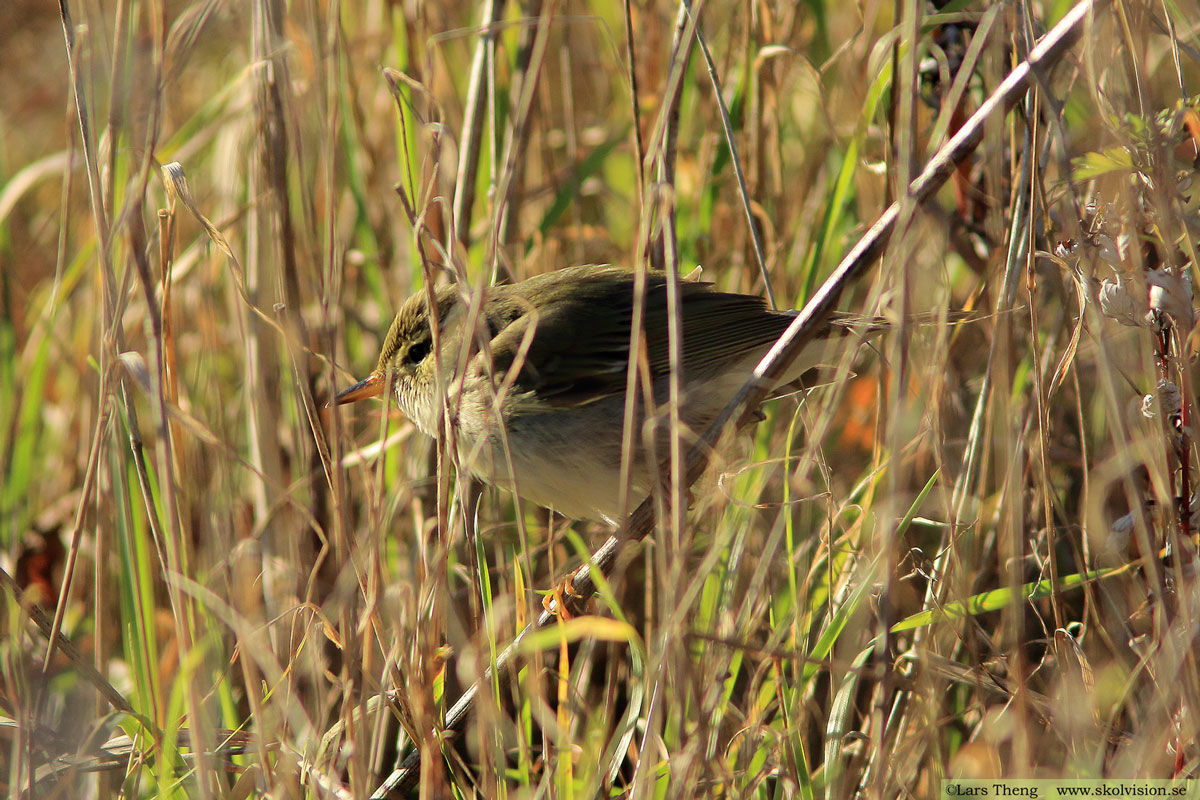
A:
[451, 0, 506, 251]
[647, 0, 702, 272]
[493, 0, 554, 277]
[622, 0, 646, 220]
[684, 2, 776, 308]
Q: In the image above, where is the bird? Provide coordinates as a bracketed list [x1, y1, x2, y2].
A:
[335, 265, 870, 522]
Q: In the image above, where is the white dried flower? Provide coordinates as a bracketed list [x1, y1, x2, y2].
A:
[1054, 238, 1079, 259]
[1159, 379, 1182, 417]
[1141, 392, 1157, 419]
[1146, 269, 1195, 327]
[1093, 234, 1123, 269]
[1143, 379, 1182, 420]
[1098, 275, 1146, 327]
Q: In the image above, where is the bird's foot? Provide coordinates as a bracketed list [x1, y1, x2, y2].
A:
[543, 567, 587, 619]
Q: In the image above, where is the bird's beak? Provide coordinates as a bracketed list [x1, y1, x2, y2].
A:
[333, 373, 386, 405]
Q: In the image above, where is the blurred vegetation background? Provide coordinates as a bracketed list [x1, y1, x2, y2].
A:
[2, 0, 1200, 797]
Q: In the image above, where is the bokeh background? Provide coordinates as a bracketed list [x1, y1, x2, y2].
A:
[3, 0, 1200, 797]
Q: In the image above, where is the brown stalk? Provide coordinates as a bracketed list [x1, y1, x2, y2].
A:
[492, 0, 555, 276]
[451, 0, 507, 251]
[622, 0, 647, 226]
[649, 0, 700, 274]
[47, 1, 119, 689]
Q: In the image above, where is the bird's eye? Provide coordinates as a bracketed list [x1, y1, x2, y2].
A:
[404, 337, 431, 365]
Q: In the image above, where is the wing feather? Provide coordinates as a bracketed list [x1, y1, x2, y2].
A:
[481, 266, 799, 408]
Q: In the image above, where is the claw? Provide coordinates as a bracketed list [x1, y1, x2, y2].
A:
[542, 567, 586, 619]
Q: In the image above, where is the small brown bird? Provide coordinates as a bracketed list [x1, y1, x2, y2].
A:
[337, 265, 866, 521]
